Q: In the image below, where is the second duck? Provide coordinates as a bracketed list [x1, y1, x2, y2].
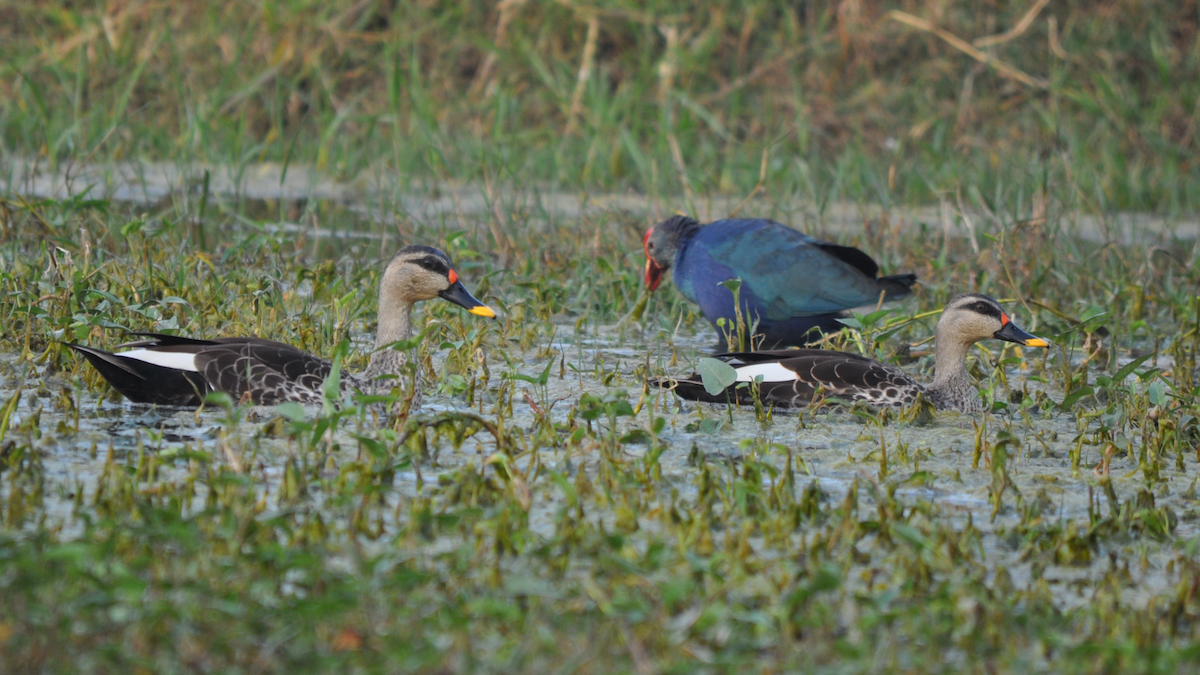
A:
[655, 293, 1048, 413]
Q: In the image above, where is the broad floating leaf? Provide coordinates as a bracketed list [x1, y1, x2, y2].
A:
[1148, 379, 1168, 407]
[697, 357, 737, 396]
[275, 402, 307, 423]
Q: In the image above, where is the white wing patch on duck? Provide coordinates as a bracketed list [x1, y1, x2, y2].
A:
[734, 362, 799, 383]
[117, 349, 200, 372]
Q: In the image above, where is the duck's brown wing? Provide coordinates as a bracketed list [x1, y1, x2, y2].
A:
[656, 349, 922, 409]
[192, 340, 333, 405]
[778, 352, 921, 407]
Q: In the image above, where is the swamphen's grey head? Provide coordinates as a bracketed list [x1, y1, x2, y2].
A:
[643, 215, 701, 290]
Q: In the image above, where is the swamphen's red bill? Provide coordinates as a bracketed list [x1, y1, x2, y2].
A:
[644, 228, 665, 290]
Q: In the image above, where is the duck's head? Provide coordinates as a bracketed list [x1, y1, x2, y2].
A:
[938, 293, 1048, 348]
[643, 215, 700, 291]
[383, 245, 496, 317]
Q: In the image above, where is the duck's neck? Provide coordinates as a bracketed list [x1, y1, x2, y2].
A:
[927, 332, 978, 411]
[363, 292, 414, 381]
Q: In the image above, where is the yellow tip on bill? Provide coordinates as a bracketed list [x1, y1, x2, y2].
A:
[469, 305, 497, 318]
[1023, 337, 1050, 348]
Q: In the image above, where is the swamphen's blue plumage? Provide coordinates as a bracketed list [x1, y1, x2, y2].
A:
[643, 216, 917, 349]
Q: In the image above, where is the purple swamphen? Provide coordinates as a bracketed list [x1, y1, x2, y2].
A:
[643, 215, 917, 349]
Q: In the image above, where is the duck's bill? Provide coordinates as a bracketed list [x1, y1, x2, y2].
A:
[440, 282, 497, 318]
[994, 321, 1050, 348]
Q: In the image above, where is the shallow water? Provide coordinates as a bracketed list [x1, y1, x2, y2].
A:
[6, 158, 1200, 245]
[4, 315, 1195, 613]
[3, 156, 1197, 624]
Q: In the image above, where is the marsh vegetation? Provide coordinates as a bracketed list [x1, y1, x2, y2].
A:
[4, 1, 1200, 673]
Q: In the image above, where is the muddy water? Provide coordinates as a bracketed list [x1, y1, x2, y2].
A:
[3, 157, 1198, 613]
[4, 315, 1195, 613]
[544, 324, 1200, 611]
[6, 158, 1200, 244]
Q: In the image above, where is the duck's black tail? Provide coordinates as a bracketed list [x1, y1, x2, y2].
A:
[649, 376, 749, 406]
[878, 273, 918, 299]
[64, 343, 207, 406]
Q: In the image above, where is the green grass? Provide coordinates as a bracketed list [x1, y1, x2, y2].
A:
[5, 1, 1200, 211]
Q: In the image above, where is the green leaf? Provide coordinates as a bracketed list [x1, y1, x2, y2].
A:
[275, 402, 307, 422]
[534, 359, 554, 387]
[1057, 385, 1094, 410]
[85, 289, 122, 304]
[619, 429, 652, 445]
[892, 523, 931, 550]
[203, 391, 233, 408]
[444, 374, 468, 395]
[874, 326, 905, 343]
[609, 397, 635, 417]
[860, 308, 893, 327]
[578, 392, 604, 420]
[121, 218, 146, 237]
[324, 355, 342, 402]
[352, 433, 388, 459]
[684, 418, 725, 434]
[810, 565, 842, 592]
[1114, 353, 1154, 383]
[1148, 380, 1168, 406]
[697, 357, 737, 396]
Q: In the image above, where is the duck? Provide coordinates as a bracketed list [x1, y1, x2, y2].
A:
[66, 245, 496, 408]
[654, 293, 1049, 413]
[643, 215, 917, 349]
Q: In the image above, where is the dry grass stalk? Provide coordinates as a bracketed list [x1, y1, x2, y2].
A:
[888, 10, 1049, 90]
[699, 47, 802, 105]
[973, 0, 1053, 48]
[727, 148, 769, 218]
[470, 0, 529, 97]
[565, 15, 600, 136]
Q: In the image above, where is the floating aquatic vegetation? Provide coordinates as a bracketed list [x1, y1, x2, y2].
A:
[0, 182, 1199, 673]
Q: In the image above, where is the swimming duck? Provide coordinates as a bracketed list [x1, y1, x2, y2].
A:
[66, 245, 496, 408]
[655, 293, 1048, 413]
[643, 215, 917, 348]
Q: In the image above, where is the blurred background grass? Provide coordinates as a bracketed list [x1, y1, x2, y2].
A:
[2, 0, 1198, 212]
